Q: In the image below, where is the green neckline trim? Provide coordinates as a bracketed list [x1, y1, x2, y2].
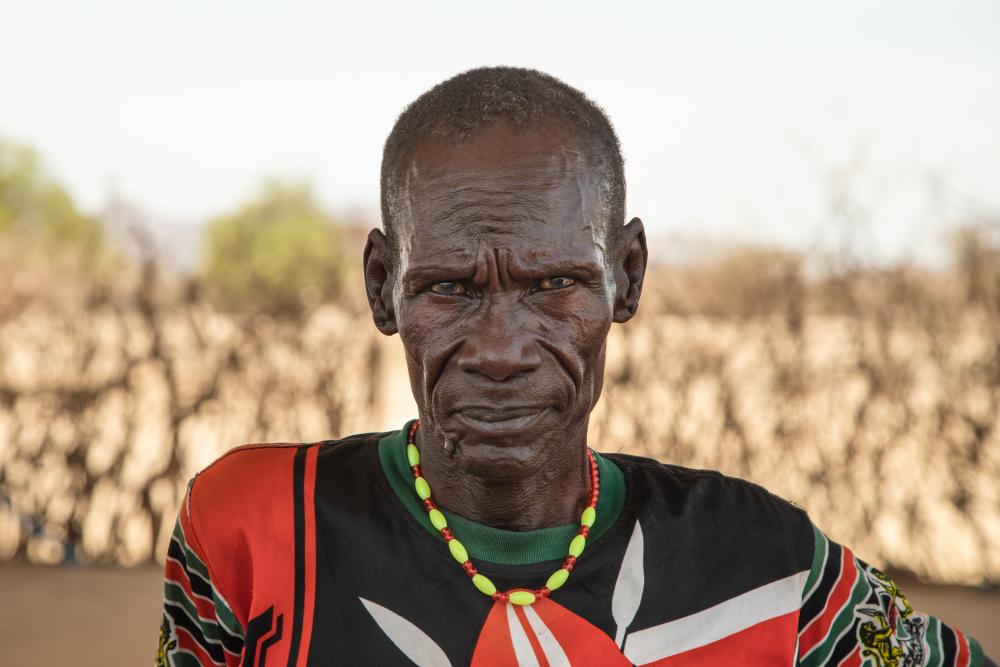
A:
[377, 420, 626, 566]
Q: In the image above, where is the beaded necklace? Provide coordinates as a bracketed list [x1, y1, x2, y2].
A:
[405, 420, 599, 606]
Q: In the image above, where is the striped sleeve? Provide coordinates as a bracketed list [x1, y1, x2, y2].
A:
[157, 482, 246, 667]
[796, 526, 987, 667]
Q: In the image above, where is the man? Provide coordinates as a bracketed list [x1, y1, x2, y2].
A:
[158, 67, 992, 666]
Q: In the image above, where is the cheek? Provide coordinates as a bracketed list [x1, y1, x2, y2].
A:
[539, 294, 612, 367]
[575, 318, 612, 380]
[397, 304, 463, 374]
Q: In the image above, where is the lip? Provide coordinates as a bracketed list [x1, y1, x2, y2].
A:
[452, 406, 551, 438]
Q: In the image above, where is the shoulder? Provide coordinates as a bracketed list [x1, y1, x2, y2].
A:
[183, 431, 386, 565]
[178, 431, 388, 623]
[188, 431, 383, 510]
[606, 452, 815, 571]
[606, 452, 807, 522]
[189, 442, 306, 506]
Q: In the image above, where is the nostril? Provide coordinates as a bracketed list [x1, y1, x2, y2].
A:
[456, 339, 542, 382]
[459, 358, 536, 382]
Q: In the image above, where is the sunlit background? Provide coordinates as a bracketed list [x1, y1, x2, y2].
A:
[1, 1, 999, 664]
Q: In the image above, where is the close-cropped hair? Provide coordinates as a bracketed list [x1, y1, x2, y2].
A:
[380, 66, 626, 250]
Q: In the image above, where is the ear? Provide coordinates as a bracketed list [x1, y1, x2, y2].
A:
[612, 217, 647, 323]
[363, 228, 399, 335]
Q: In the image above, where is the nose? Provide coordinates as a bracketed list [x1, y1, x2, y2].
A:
[456, 301, 542, 382]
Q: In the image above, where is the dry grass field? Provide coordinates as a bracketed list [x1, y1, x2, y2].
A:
[3, 254, 1000, 584]
[1, 242, 999, 661]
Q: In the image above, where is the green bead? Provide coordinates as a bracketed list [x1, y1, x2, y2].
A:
[568, 534, 586, 558]
[580, 506, 596, 528]
[508, 590, 536, 606]
[428, 508, 448, 531]
[414, 476, 431, 500]
[546, 568, 570, 591]
[472, 574, 496, 596]
[448, 539, 468, 563]
[407, 444, 420, 467]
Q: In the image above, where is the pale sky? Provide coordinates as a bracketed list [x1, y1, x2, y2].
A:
[2, 0, 999, 266]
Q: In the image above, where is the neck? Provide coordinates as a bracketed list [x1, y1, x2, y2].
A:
[415, 422, 592, 531]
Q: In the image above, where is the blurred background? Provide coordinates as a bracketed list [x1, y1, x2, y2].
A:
[1, 0, 999, 663]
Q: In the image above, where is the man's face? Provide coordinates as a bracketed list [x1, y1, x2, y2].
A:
[368, 121, 644, 477]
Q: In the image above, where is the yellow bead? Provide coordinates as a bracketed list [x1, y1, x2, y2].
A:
[448, 539, 468, 563]
[508, 590, 537, 606]
[407, 444, 420, 467]
[568, 534, 586, 558]
[580, 506, 596, 528]
[546, 568, 570, 591]
[472, 574, 497, 596]
[414, 477, 431, 500]
[428, 509, 448, 531]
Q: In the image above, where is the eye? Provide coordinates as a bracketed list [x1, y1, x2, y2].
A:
[536, 276, 576, 291]
[429, 281, 467, 296]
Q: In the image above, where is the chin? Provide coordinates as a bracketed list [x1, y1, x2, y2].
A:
[440, 406, 557, 477]
[452, 439, 542, 481]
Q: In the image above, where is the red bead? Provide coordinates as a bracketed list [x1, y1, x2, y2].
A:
[423, 498, 437, 511]
[580, 526, 590, 537]
[441, 527, 454, 541]
[493, 592, 509, 602]
[537, 587, 550, 598]
[412, 465, 422, 477]
[461, 561, 478, 577]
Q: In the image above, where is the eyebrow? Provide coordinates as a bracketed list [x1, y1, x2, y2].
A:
[509, 258, 604, 283]
[401, 262, 476, 292]
[401, 257, 604, 291]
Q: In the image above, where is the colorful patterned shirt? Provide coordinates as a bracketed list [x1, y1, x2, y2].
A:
[158, 422, 990, 666]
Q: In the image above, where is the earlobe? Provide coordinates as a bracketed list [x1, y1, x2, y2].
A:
[363, 229, 399, 335]
[612, 217, 647, 323]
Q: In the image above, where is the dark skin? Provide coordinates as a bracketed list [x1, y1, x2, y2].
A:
[364, 120, 647, 531]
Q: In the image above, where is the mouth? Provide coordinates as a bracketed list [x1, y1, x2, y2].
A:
[452, 405, 551, 439]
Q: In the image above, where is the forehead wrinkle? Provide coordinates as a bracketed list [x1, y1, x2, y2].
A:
[425, 194, 552, 227]
[409, 148, 584, 197]
[411, 172, 570, 213]
[397, 136, 605, 255]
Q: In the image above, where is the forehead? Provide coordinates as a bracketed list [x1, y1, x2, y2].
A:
[397, 122, 610, 263]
